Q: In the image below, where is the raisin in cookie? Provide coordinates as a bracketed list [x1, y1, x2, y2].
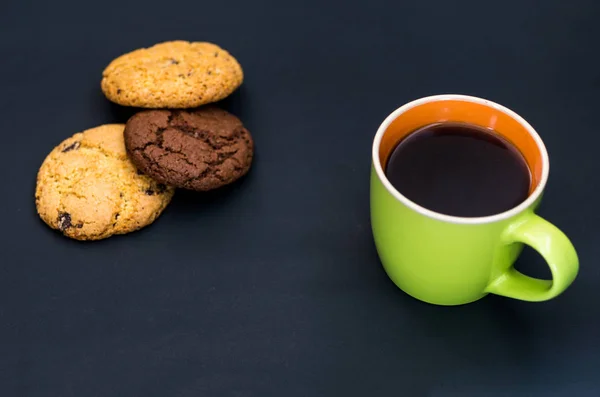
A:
[124, 107, 254, 191]
[101, 41, 243, 108]
[35, 124, 175, 241]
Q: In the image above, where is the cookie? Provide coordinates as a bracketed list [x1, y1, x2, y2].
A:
[124, 107, 254, 191]
[101, 41, 243, 108]
[35, 124, 175, 241]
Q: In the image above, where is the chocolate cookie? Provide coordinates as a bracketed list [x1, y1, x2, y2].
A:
[124, 107, 254, 191]
[35, 124, 175, 241]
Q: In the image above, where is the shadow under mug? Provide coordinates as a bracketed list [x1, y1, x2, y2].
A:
[370, 94, 579, 306]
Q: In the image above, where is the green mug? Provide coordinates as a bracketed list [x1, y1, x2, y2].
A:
[370, 94, 579, 305]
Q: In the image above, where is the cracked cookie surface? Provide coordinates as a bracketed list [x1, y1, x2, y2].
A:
[124, 107, 254, 191]
[101, 41, 243, 108]
[35, 124, 175, 241]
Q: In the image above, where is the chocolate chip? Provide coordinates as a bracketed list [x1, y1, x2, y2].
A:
[169, 58, 179, 65]
[117, 89, 122, 94]
[57, 212, 72, 231]
[119, 192, 124, 198]
[62, 141, 80, 153]
[145, 188, 155, 196]
[214, 52, 219, 57]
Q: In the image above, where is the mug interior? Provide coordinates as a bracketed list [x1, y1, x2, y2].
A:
[373, 95, 549, 224]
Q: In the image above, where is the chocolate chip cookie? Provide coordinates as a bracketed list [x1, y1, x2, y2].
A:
[35, 124, 175, 241]
[101, 41, 244, 108]
[124, 107, 254, 191]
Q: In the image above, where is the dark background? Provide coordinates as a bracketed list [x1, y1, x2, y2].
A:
[1, 0, 599, 396]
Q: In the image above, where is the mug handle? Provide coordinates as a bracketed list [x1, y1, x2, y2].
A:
[485, 212, 579, 301]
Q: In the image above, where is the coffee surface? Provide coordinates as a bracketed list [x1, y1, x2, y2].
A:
[385, 122, 531, 217]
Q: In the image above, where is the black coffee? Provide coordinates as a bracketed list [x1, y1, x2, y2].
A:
[385, 122, 531, 217]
